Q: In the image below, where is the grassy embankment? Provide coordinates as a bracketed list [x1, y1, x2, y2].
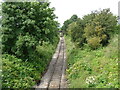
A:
[65, 34, 118, 88]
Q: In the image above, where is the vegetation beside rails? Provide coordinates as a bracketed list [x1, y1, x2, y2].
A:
[65, 34, 118, 88]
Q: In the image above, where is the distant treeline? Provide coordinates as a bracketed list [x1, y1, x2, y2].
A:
[61, 8, 119, 49]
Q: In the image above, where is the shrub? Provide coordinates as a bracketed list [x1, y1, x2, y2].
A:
[2, 41, 56, 88]
[2, 54, 35, 88]
[87, 36, 101, 49]
[84, 23, 109, 47]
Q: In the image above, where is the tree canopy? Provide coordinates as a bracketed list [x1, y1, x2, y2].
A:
[2, 2, 59, 61]
[62, 9, 117, 49]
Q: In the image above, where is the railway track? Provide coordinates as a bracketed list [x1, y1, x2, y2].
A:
[35, 36, 67, 89]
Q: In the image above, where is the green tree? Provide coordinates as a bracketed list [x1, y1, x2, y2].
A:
[84, 9, 117, 48]
[67, 18, 85, 47]
[61, 14, 78, 34]
[2, 2, 59, 61]
[63, 9, 117, 49]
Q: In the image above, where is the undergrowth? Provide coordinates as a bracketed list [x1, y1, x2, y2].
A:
[65, 34, 119, 88]
[2, 41, 58, 88]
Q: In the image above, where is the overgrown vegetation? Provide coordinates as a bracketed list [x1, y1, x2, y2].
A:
[64, 9, 117, 49]
[63, 8, 119, 88]
[61, 14, 78, 35]
[2, 43, 56, 88]
[2, 2, 59, 88]
[65, 35, 118, 88]
[1, 1, 119, 88]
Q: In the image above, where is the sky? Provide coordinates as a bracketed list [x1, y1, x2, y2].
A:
[49, 0, 120, 26]
[0, 0, 119, 25]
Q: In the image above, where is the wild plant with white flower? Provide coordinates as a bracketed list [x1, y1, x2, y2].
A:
[85, 76, 96, 85]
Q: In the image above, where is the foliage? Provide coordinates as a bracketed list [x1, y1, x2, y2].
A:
[61, 14, 78, 34]
[63, 8, 117, 49]
[2, 2, 59, 61]
[64, 9, 118, 88]
[2, 2, 59, 88]
[65, 35, 119, 88]
[2, 42, 56, 88]
[2, 54, 35, 88]
[87, 36, 101, 49]
[84, 9, 117, 48]
[114, 24, 120, 34]
[67, 19, 85, 47]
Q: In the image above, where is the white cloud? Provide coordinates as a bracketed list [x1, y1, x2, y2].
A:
[49, 0, 119, 26]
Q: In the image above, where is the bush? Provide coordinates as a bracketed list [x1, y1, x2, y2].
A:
[84, 23, 108, 48]
[2, 41, 56, 88]
[2, 54, 35, 88]
[87, 36, 101, 49]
